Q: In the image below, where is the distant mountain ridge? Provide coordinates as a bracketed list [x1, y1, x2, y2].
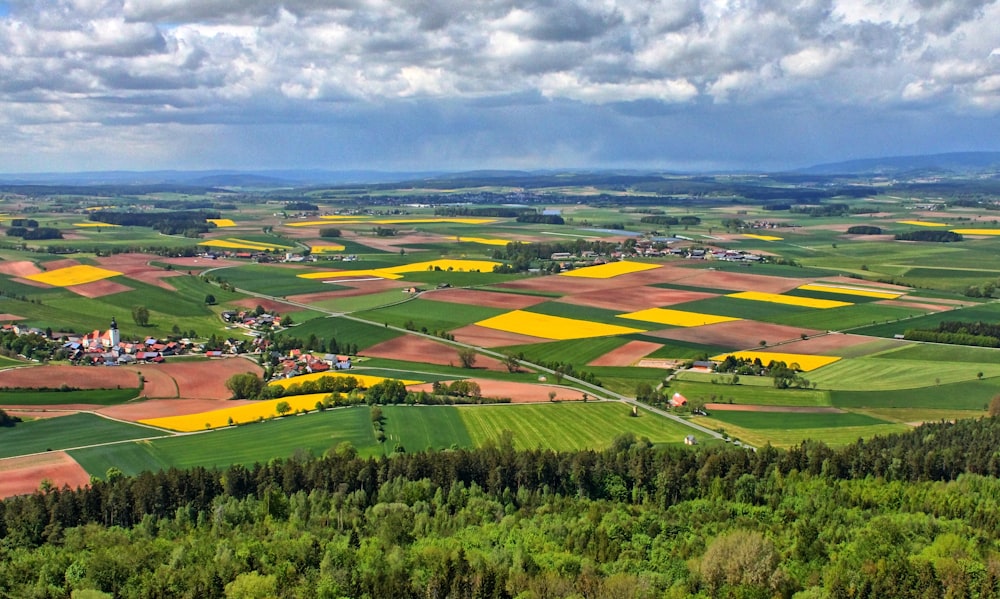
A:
[796, 152, 1000, 176]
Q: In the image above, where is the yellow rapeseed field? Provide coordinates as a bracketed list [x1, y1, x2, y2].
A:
[207, 218, 237, 227]
[617, 308, 740, 327]
[797, 283, 902, 299]
[73, 222, 119, 227]
[897, 220, 947, 227]
[475, 310, 644, 340]
[199, 238, 292, 251]
[140, 393, 332, 431]
[268, 372, 420, 390]
[298, 259, 500, 281]
[709, 351, 841, 372]
[950, 229, 1000, 236]
[456, 236, 512, 246]
[727, 290, 852, 309]
[742, 233, 783, 241]
[310, 244, 346, 253]
[26, 265, 122, 287]
[560, 261, 661, 279]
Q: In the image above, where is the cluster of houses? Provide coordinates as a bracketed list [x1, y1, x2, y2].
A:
[272, 349, 352, 380]
[61, 318, 187, 365]
[221, 310, 283, 332]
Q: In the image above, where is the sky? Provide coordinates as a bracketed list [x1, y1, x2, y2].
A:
[0, 0, 998, 174]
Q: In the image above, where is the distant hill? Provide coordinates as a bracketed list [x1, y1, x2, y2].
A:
[796, 152, 1000, 176]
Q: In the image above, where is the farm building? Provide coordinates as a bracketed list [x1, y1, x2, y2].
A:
[669, 393, 688, 408]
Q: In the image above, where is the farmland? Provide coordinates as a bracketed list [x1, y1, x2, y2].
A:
[4, 174, 1000, 490]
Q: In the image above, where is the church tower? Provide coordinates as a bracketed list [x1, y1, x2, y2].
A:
[109, 316, 120, 348]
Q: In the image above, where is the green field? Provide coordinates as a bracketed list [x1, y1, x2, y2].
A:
[0, 387, 139, 406]
[0, 413, 166, 458]
[769, 303, 924, 330]
[284, 316, 403, 350]
[0, 356, 25, 368]
[457, 402, 704, 450]
[669, 380, 831, 407]
[830, 378, 1000, 410]
[358, 298, 505, 332]
[382, 405, 473, 452]
[502, 337, 631, 366]
[71, 407, 378, 476]
[705, 409, 889, 430]
[872, 343, 1000, 363]
[669, 296, 815, 321]
[209, 264, 339, 297]
[807, 358, 1000, 390]
[850, 302, 1000, 338]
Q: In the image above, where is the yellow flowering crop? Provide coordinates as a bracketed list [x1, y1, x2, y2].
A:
[475, 310, 645, 340]
[199, 238, 292, 251]
[742, 233, 783, 241]
[727, 290, 852, 309]
[617, 308, 740, 327]
[140, 393, 332, 431]
[560, 261, 661, 279]
[298, 259, 500, 280]
[207, 218, 237, 227]
[26, 265, 122, 287]
[455, 236, 512, 246]
[897, 220, 947, 227]
[797, 283, 902, 299]
[73, 222, 119, 227]
[709, 351, 841, 372]
[950, 229, 1000, 236]
[310, 244, 346, 253]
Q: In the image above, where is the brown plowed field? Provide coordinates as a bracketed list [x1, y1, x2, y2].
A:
[99, 398, 255, 421]
[0, 261, 41, 276]
[651, 320, 819, 349]
[0, 452, 91, 499]
[875, 299, 953, 312]
[495, 276, 619, 295]
[93, 254, 186, 290]
[0, 313, 25, 321]
[669, 269, 803, 293]
[408, 378, 586, 403]
[705, 403, 843, 413]
[42, 259, 82, 270]
[66, 280, 133, 298]
[0, 365, 142, 389]
[451, 324, 551, 348]
[765, 333, 880, 355]
[421, 288, 547, 309]
[588, 340, 661, 366]
[152, 358, 263, 400]
[559, 286, 717, 311]
[364, 335, 507, 371]
[819, 276, 912, 292]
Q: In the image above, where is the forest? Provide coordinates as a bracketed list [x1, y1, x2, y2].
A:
[4, 417, 1000, 598]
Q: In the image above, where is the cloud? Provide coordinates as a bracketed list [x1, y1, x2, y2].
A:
[0, 0, 998, 171]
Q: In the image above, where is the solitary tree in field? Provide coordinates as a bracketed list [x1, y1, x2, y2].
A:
[131, 305, 150, 327]
[204, 294, 216, 305]
[502, 353, 520, 373]
[276, 401, 291, 416]
[458, 348, 477, 369]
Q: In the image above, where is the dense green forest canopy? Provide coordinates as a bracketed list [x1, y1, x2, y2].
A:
[4, 418, 1000, 598]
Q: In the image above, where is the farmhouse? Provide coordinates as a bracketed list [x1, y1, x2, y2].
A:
[669, 393, 688, 408]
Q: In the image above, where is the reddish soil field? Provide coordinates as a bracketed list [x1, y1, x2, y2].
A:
[669, 269, 803, 294]
[150, 357, 263, 400]
[0, 452, 91, 499]
[496, 275, 626, 295]
[66, 280, 134, 298]
[2, 410, 73, 419]
[0, 313, 25, 321]
[94, 253, 186, 290]
[99, 398, 256, 421]
[451, 324, 551, 348]
[0, 260, 42, 276]
[287, 279, 410, 303]
[136, 367, 180, 399]
[229, 298, 306, 313]
[876, 299, 953, 312]
[340, 231, 436, 252]
[41, 259, 82, 270]
[364, 335, 507, 371]
[421, 288, 547, 310]
[0, 365, 142, 389]
[765, 333, 881, 355]
[559, 286, 718, 311]
[11, 277, 50, 288]
[651, 320, 819, 350]
[408, 378, 587, 403]
[588, 340, 661, 366]
[705, 403, 843, 413]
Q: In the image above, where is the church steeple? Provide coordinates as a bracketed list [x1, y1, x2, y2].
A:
[108, 316, 120, 347]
